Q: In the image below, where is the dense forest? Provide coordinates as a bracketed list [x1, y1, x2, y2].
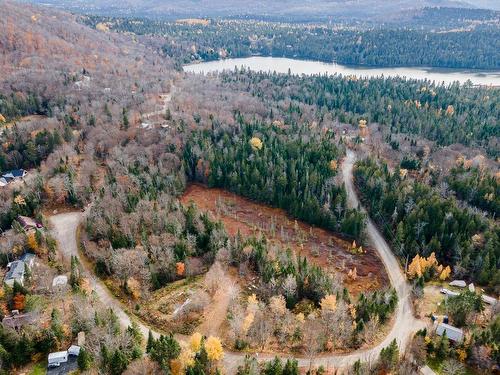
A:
[354, 157, 499, 289]
[81, 15, 500, 69]
[217, 70, 500, 157]
[447, 164, 499, 217]
[184, 120, 365, 239]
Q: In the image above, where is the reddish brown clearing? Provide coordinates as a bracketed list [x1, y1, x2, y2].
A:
[181, 184, 389, 295]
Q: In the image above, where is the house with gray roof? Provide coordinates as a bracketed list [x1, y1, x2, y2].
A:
[436, 323, 464, 343]
[4, 260, 26, 287]
[4, 253, 36, 287]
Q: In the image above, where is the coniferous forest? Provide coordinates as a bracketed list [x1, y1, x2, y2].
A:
[184, 120, 365, 239]
[354, 157, 499, 288]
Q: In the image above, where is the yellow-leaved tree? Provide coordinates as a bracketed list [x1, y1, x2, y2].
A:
[320, 294, 337, 311]
[408, 254, 423, 278]
[242, 312, 254, 335]
[249, 137, 263, 150]
[179, 348, 195, 368]
[0, 114, 6, 123]
[27, 232, 39, 253]
[205, 336, 224, 362]
[189, 332, 202, 352]
[269, 295, 287, 316]
[439, 266, 452, 281]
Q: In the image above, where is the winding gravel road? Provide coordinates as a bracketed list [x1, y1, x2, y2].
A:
[49, 149, 424, 373]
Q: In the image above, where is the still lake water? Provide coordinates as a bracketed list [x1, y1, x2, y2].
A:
[184, 56, 500, 86]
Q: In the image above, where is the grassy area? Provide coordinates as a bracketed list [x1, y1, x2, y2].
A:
[29, 362, 47, 375]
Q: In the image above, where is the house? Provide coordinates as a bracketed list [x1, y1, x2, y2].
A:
[16, 216, 42, 231]
[449, 280, 466, 288]
[4, 253, 36, 286]
[48, 351, 68, 367]
[4, 260, 26, 286]
[2, 169, 27, 182]
[436, 323, 464, 343]
[2, 311, 36, 330]
[20, 253, 36, 268]
[47, 345, 80, 374]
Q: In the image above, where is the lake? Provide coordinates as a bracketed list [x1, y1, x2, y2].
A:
[184, 56, 500, 86]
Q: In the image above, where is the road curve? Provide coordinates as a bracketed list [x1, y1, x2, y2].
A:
[49, 149, 424, 373]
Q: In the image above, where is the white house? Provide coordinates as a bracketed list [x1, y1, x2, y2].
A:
[48, 351, 68, 368]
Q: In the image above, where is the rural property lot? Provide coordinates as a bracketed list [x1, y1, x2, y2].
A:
[181, 184, 389, 295]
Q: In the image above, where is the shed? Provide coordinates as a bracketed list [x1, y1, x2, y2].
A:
[449, 280, 466, 288]
[436, 323, 464, 343]
[48, 351, 68, 367]
[52, 275, 68, 288]
[17, 216, 42, 231]
[2, 312, 36, 330]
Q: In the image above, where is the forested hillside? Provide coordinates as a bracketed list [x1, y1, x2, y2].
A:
[215, 70, 500, 157]
[27, 0, 494, 21]
[81, 15, 500, 69]
[0, 1, 498, 374]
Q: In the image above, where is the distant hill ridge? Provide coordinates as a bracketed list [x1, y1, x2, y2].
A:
[24, 0, 500, 21]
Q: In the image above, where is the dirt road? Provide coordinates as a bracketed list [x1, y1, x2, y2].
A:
[48, 149, 424, 373]
[49, 212, 156, 340]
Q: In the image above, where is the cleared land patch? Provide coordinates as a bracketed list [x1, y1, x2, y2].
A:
[181, 184, 388, 295]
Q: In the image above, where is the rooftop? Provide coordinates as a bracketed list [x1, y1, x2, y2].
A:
[436, 323, 464, 342]
[5, 260, 25, 281]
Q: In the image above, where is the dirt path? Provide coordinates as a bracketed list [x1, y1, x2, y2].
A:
[197, 278, 239, 337]
[48, 149, 425, 373]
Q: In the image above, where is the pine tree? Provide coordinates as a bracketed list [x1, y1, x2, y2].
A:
[77, 348, 92, 370]
[146, 330, 155, 353]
